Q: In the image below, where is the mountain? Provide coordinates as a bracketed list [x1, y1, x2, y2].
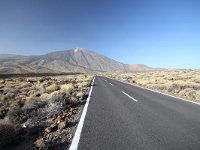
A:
[0, 48, 153, 74]
[126, 64, 153, 72]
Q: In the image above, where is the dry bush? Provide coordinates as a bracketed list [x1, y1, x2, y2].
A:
[50, 90, 60, 96]
[78, 81, 90, 89]
[40, 93, 52, 100]
[23, 99, 47, 112]
[75, 91, 88, 100]
[18, 82, 32, 89]
[178, 88, 196, 99]
[196, 91, 200, 100]
[39, 77, 51, 83]
[5, 108, 26, 124]
[46, 84, 60, 93]
[68, 96, 79, 104]
[191, 77, 200, 83]
[0, 105, 8, 119]
[0, 120, 16, 148]
[26, 95, 36, 102]
[148, 83, 170, 91]
[60, 83, 74, 94]
[0, 93, 5, 102]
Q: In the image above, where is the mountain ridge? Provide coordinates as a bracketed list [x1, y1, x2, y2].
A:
[0, 48, 154, 74]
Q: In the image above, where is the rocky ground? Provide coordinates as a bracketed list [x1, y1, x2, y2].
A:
[0, 74, 93, 149]
[104, 70, 200, 103]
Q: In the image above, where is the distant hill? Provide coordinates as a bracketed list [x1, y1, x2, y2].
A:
[126, 64, 153, 72]
[0, 54, 26, 60]
[0, 48, 155, 74]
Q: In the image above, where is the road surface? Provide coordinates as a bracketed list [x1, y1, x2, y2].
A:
[77, 76, 200, 150]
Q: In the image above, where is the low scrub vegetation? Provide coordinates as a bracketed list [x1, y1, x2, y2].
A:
[105, 70, 200, 103]
[0, 74, 93, 149]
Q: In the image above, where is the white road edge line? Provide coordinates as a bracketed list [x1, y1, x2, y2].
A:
[109, 83, 114, 86]
[122, 91, 138, 102]
[106, 77, 200, 106]
[69, 77, 95, 150]
[137, 85, 200, 105]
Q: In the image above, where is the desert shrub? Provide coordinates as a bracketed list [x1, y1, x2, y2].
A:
[46, 84, 60, 93]
[18, 77, 26, 82]
[26, 78, 37, 83]
[39, 77, 51, 83]
[4, 92, 15, 100]
[68, 96, 79, 104]
[46, 92, 69, 117]
[38, 86, 47, 95]
[149, 84, 168, 91]
[76, 92, 88, 100]
[5, 88, 19, 95]
[178, 88, 197, 99]
[0, 95, 16, 108]
[190, 84, 200, 91]
[34, 138, 45, 149]
[40, 93, 52, 100]
[6, 108, 27, 124]
[0, 105, 8, 119]
[191, 77, 200, 83]
[78, 81, 90, 89]
[0, 93, 5, 102]
[50, 90, 60, 96]
[136, 80, 150, 86]
[19, 82, 32, 88]
[74, 82, 80, 88]
[51, 91, 68, 103]
[32, 92, 41, 97]
[22, 99, 47, 113]
[19, 99, 48, 124]
[60, 83, 74, 94]
[196, 91, 200, 100]
[75, 91, 88, 100]
[20, 87, 30, 94]
[26, 95, 36, 102]
[168, 81, 187, 93]
[0, 120, 16, 148]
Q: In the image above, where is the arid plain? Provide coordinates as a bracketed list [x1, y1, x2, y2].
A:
[104, 70, 200, 103]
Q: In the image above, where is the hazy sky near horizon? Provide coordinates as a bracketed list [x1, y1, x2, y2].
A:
[0, 0, 200, 69]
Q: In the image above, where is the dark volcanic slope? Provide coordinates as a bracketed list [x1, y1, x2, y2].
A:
[0, 48, 153, 73]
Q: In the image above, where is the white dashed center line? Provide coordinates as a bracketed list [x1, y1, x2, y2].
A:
[122, 91, 138, 102]
[109, 83, 114, 86]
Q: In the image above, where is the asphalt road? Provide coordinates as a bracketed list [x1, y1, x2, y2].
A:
[77, 76, 200, 150]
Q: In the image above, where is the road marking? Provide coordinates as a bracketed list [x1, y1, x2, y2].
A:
[122, 91, 138, 102]
[106, 77, 200, 106]
[69, 77, 95, 150]
[109, 83, 114, 86]
[105, 79, 107, 81]
[138, 86, 200, 106]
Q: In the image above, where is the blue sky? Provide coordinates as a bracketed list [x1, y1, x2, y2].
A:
[0, 0, 199, 69]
